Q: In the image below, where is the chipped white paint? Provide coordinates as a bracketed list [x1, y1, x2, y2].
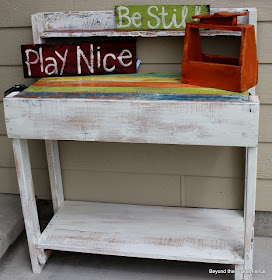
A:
[31, 12, 46, 44]
[247, 7, 257, 97]
[12, 139, 49, 273]
[235, 264, 244, 280]
[36, 201, 244, 265]
[45, 140, 64, 213]
[30, 8, 256, 39]
[43, 11, 115, 31]
[244, 147, 258, 280]
[4, 96, 259, 147]
[248, 7, 257, 38]
[5, 91, 20, 98]
[40, 29, 243, 38]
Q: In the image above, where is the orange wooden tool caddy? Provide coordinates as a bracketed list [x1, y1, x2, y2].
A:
[182, 11, 258, 92]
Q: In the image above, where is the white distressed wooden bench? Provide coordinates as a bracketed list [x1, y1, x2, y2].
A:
[4, 7, 259, 280]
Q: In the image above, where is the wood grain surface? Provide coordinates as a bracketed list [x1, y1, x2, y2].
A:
[36, 200, 244, 264]
[4, 92, 259, 147]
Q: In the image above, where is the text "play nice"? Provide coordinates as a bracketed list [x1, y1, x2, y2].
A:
[21, 41, 136, 78]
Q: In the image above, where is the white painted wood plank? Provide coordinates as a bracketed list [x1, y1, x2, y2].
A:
[40, 30, 243, 38]
[36, 201, 244, 265]
[244, 148, 248, 221]
[43, 11, 116, 31]
[12, 139, 49, 273]
[248, 7, 257, 38]
[41, 8, 251, 31]
[45, 140, 64, 213]
[244, 147, 258, 280]
[4, 97, 259, 147]
[33, 8, 252, 38]
[31, 13, 45, 44]
[235, 264, 244, 280]
[247, 8, 257, 98]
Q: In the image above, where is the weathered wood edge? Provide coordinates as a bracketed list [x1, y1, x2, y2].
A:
[32, 8, 255, 38]
[12, 139, 50, 273]
[243, 147, 258, 280]
[4, 96, 260, 147]
[36, 201, 244, 265]
[40, 30, 243, 38]
[45, 140, 64, 213]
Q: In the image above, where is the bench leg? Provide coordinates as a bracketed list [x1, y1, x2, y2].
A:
[235, 264, 244, 280]
[243, 147, 258, 280]
[12, 139, 49, 273]
[45, 140, 64, 213]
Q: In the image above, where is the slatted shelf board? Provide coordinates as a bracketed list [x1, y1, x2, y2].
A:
[36, 201, 244, 265]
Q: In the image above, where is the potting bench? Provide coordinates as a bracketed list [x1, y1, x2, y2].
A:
[4, 7, 259, 280]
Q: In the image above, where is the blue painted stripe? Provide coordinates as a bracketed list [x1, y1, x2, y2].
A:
[18, 91, 249, 102]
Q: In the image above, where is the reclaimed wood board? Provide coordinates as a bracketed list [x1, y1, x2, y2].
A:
[14, 91, 250, 101]
[21, 73, 249, 95]
[21, 40, 136, 78]
[115, 5, 209, 30]
[36, 201, 244, 264]
[40, 29, 246, 38]
[4, 92, 259, 147]
[12, 139, 50, 273]
[34, 8, 253, 38]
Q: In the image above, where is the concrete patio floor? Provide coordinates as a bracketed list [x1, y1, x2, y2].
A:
[0, 233, 271, 280]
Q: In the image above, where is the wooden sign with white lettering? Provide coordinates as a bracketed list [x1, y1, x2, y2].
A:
[115, 5, 210, 30]
[21, 40, 136, 78]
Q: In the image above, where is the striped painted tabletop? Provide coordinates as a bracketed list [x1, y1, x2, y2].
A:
[16, 73, 249, 102]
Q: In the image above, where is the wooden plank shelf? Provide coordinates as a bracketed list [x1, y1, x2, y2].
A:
[33, 8, 255, 42]
[36, 201, 244, 265]
[40, 29, 243, 38]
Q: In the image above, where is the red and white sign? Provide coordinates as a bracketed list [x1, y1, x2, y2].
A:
[21, 40, 136, 78]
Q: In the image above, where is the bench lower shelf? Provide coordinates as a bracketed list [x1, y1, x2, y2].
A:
[36, 201, 244, 265]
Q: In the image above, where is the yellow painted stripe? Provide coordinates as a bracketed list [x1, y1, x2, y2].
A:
[39, 76, 181, 83]
[39, 74, 181, 83]
[26, 85, 247, 95]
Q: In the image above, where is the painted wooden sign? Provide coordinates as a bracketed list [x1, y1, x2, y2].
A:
[115, 5, 210, 30]
[21, 40, 136, 78]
